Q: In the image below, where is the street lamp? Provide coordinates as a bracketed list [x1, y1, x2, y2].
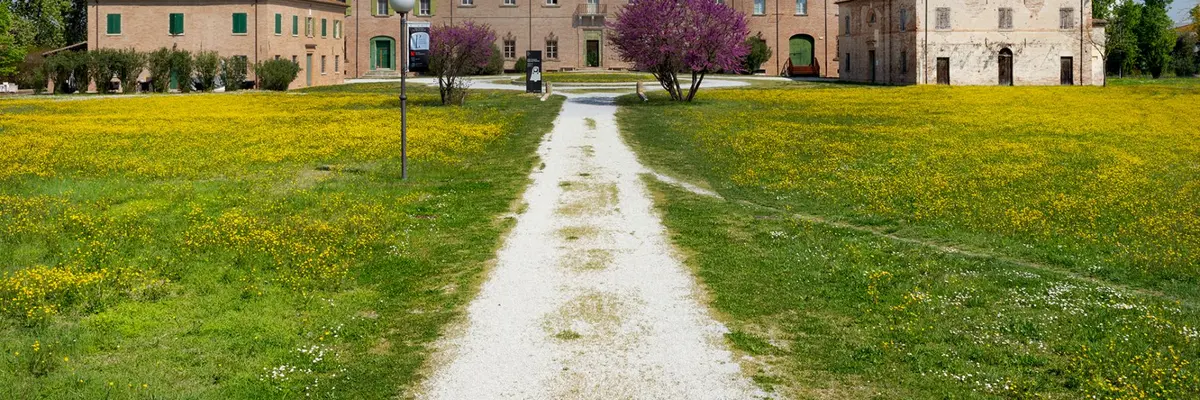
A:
[389, 0, 416, 179]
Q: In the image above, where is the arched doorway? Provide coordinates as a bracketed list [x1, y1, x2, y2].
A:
[998, 48, 1013, 86]
[370, 36, 396, 70]
[787, 34, 816, 76]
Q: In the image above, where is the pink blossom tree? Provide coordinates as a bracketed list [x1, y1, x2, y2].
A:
[609, 0, 749, 101]
[429, 21, 496, 105]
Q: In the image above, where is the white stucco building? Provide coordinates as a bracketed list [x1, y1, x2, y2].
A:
[836, 0, 1106, 86]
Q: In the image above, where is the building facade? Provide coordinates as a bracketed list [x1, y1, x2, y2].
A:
[87, 0, 347, 89]
[348, 0, 841, 78]
[836, 0, 1105, 86]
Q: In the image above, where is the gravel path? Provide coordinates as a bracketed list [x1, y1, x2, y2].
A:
[418, 90, 760, 399]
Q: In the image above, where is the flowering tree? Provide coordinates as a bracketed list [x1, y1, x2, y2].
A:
[429, 21, 495, 105]
[609, 0, 749, 101]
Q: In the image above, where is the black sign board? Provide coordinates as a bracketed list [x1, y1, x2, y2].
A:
[408, 25, 430, 73]
[526, 51, 542, 94]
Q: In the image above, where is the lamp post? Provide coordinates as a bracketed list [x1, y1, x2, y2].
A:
[389, 0, 416, 179]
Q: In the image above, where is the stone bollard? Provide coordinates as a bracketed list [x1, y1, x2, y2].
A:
[540, 81, 552, 102]
[636, 81, 648, 102]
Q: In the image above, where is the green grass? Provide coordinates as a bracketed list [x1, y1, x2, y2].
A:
[1108, 76, 1200, 87]
[619, 85, 1200, 398]
[0, 84, 562, 399]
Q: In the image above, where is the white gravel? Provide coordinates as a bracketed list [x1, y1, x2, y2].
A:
[417, 89, 761, 399]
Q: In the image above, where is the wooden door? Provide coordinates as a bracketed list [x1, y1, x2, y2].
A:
[868, 51, 877, 83]
[937, 57, 950, 85]
[1060, 57, 1074, 85]
[306, 54, 313, 86]
[999, 49, 1013, 86]
[586, 40, 600, 67]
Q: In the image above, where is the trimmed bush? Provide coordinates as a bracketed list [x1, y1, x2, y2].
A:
[221, 56, 249, 91]
[477, 43, 505, 75]
[514, 57, 527, 74]
[194, 51, 220, 92]
[254, 59, 300, 91]
[147, 48, 173, 93]
[87, 49, 120, 94]
[113, 49, 146, 94]
[170, 50, 194, 93]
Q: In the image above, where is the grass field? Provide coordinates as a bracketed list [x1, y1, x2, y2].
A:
[0, 84, 561, 398]
[619, 82, 1200, 398]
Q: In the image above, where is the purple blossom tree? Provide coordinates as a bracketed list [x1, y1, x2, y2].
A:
[429, 21, 496, 105]
[609, 0, 749, 101]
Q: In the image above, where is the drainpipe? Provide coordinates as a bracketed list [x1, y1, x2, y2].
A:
[356, 0, 360, 78]
[1080, 0, 1084, 85]
[254, 0, 260, 81]
[774, 0, 779, 75]
[923, 0, 928, 84]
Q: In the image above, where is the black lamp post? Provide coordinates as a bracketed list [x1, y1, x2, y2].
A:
[389, 0, 416, 179]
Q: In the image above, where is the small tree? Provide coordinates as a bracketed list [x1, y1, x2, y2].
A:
[255, 59, 300, 91]
[44, 51, 87, 94]
[0, 5, 25, 81]
[742, 32, 771, 74]
[194, 51, 220, 92]
[514, 56, 527, 74]
[113, 49, 145, 93]
[429, 21, 495, 105]
[609, 0, 749, 101]
[221, 56, 249, 91]
[147, 48, 173, 93]
[1136, 0, 1176, 78]
[477, 43, 505, 75]
[87, 49, 119, 94]
[170, 49, 194, 92]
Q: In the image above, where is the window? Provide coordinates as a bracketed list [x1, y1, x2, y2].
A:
[377, 0, 389, 15]
[293, 15, 299, 36]
[753, 0, 765, 15]
[795, 0, 806, 15]
[845, 54, 851, 71]
[999, 8, 1013, 30]
[233, 13, 248, 35]
[292, 55, 298, 65]
[106, 14, 121, 35]
[546, 0, 557, 5]
[844, 15, 851, 35]
[335, 55, 340, 72]
[321, 18, 327, 37]
[546, 39, 558, 59]
[275, 55, 281, 60]
[321, 55, 327, 74]
[503, 40, 516, 59]
[169, 13, 184, 35]
[869, 12, 876, 25]
[1060, 8, 1075, 29]
[935, 7, 950, 30]
[274, 13, 282, 35]
[900, 51, 907, 74]
[461, 0, 473, 5]
[334, 21, 341, 39]
[419, 0, 431, 15]
[504, 0, 516, 5]
[306, 17, 314, 37]
[899, 8, 908, 32]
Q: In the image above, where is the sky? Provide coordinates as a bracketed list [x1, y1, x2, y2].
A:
[1169, 0, 1198, 26]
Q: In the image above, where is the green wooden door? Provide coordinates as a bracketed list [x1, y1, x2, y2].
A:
[789, 35, 814, 67]
[306, 54, 312, 86]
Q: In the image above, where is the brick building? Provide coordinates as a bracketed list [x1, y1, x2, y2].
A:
[87, 0, 348, 89]
[836, 0, 1105, 86]
[348, 0, 840, 78]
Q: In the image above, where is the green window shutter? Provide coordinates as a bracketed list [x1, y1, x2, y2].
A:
[107, 14, 121, 35]
[275, 14, 282, 34]
[292, 15, 298, 35]
[233, 13, 247, 34]
[345, 0, 352, 17]
[169, 13, 184, 35]
[430, 0, 436, 15]
[321, 19, 327, 37]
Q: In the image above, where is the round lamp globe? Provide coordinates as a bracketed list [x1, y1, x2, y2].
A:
[389, 0, 416, 13]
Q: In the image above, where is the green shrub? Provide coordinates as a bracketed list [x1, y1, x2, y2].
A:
[170, 49, 194, 93]
[514, 56, 527, 74]
[476, 43, 504, 75]
[16, 52, 47, 93]
[221, 56, 249, 91]
[113, 49, 145, 94]
[254, 59, 300, 91]
[148, 48, 173, 93]
[742, 32, 771, 74]
[194, 51, 220, 92]
[43, 52, 88, 94]
[87, 49, 120, 94]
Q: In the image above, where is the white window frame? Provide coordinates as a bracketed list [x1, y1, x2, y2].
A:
[753, 0, 765, 15]
[419, 0, 431, 15]
[546, 39, 558, 59]
[795, 0, 806, 15]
